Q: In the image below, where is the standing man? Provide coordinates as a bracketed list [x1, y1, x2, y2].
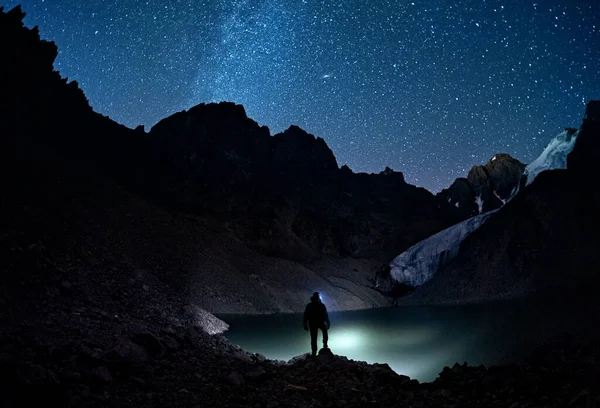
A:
[303, 292, 330, 356]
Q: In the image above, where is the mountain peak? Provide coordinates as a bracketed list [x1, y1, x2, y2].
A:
[567, 100, 600, 186]
[438, 153, 524, 217]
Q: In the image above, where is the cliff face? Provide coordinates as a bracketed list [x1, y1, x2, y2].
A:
[140, 105, 461, 263]
[567, 101, 600, 190]
[1, 6, 462, 313]
[401, 101, 600, 305]
[437, 154, 525, 218]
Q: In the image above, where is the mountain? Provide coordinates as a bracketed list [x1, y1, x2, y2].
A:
[142, 106, 462, 263]
[397, 101, 600, 305]
[521, 128, 579, 187]
[385, 125, 584, 292]
[437, 154, 525, 218]
[0, 6, 461, 314]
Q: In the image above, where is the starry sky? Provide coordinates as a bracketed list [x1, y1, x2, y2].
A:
[4, 0, 600, 192]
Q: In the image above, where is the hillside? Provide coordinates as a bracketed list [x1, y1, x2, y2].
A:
[399, 101, 600, 305]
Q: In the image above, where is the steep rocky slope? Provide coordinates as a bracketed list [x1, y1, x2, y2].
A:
[399, 101, 600, 305]
[142, 105, 460, 263]
[437, 154, 525, 218]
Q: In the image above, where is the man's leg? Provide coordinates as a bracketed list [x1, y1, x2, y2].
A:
[321, 326, 328, 349]
[309, 326, 318, 356]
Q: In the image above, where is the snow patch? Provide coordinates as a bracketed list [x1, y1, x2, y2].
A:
[493, 190, 507, 205]
[389, 210, 498, 287]
[524, 129, 578, 186]
[455, 202, 460, 208]
[475, 195, 484, 214]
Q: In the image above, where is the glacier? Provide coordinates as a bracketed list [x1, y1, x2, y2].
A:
[389, 209, 497, 287]
[389, 129, 580, 288]
[523, 129, 579, 186]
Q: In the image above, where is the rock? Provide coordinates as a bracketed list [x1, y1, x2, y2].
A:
[183, 327, 205, 348]
[161, 335, 181, 351]
[288, 353, 311, 365]
[58, 280, 74, 294]
[130, 377, 148, 388]
[183, 304, 229, 335]
[251, 353, 266, 363]
[131, 332, 164, 357]
[245, 367, 268, 381]
[102, 339, 149, 366]
[371, 363, 404, 386]
[317, 347, 335, 362]
[227, 371, 246, 386]
[568, 100, 600, 188]
[232, 349, 252, 363]
[15, 362, 59, 386]
[76, 344, 103, 366]
[83, 366, 113, 385]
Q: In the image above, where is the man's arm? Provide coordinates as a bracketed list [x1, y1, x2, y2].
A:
[323, 305, 330, 329]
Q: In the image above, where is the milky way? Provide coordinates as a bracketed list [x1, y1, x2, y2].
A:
[3, 0, 599, 192]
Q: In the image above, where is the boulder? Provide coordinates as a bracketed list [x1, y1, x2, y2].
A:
[182, 304, 229, 335]
[131, 332, 164, 357]
[102, 339, 149, 366]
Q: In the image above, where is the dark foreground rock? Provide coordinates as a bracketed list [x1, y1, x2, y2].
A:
[2, 306, 600, 408]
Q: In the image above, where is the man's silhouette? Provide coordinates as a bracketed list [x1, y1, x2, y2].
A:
[303, 292, 330, 356]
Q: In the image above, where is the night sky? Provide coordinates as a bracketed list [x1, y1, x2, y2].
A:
[4, 1, 599, 192]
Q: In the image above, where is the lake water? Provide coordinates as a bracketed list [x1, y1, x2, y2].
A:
[218, 297, 593, 382]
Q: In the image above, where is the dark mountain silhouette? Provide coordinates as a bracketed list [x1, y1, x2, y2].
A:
[401, 101, 600, 305]
[437, 153, 525, 218]
[141, 104, 462, 263]
[1, 6, 464, 314]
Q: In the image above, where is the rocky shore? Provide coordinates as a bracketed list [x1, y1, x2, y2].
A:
[3, 312, 599, 407]
[1, 252, 598, 408]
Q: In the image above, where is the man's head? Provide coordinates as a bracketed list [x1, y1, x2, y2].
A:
[311, 292, 321, 303]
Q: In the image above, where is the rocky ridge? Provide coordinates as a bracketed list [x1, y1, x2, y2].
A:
[437, 154, 525, 218]
[141, 102, 460, 263]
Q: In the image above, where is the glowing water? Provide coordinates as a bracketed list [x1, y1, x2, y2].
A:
[219, 298, 590, 382]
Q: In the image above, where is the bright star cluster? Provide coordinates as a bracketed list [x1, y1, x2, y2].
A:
[4, 0, 599, 192]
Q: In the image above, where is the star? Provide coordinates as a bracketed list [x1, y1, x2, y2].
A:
[4, 0, 600, 192]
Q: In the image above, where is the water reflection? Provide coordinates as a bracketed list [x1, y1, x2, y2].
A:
[218, 299, 585, 382]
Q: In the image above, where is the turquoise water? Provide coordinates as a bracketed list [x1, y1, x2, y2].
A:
[218, 298, 590, 382]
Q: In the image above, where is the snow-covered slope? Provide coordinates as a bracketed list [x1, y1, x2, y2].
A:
[389, 209, 497, 287]
[523, 129, 579, 186]
[389, 129, 580, 289]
